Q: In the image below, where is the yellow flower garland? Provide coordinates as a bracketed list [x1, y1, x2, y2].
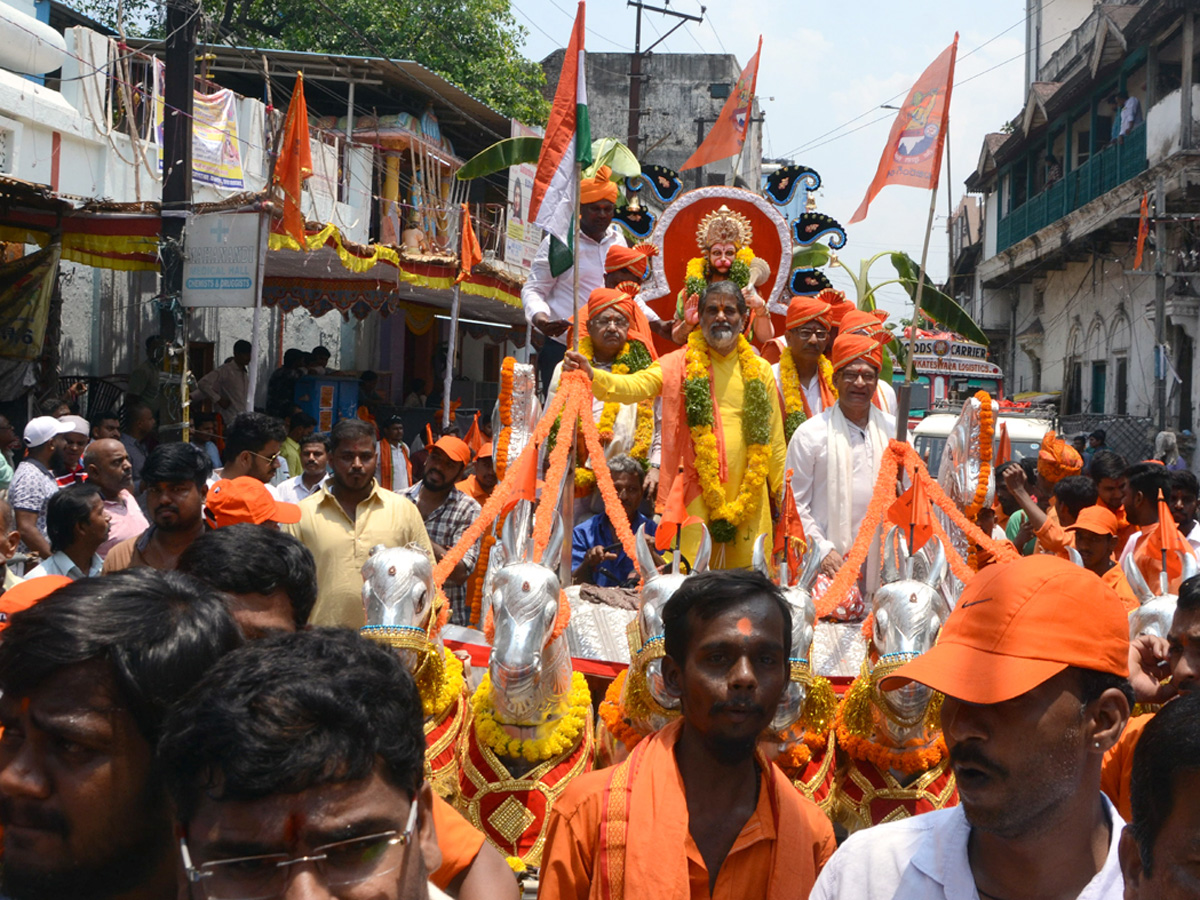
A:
[779, 346, 808, 440]
[574, 336, 655, 496]
[472, 670, 592, 764]
[685, 330, 772, 538]
[420, 647, 464, 719]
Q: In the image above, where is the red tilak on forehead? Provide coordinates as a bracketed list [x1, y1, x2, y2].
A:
[284, 812, 306, 844]
[736, 617, 753, 637]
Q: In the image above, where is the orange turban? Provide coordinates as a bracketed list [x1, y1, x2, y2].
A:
[1037, 430, 1083, 484]
[576, 287, 659, 360]
[785, 297, 832, 332]
[840, 308, 890, 337]
[605, 242, 658, 277]
[817, 288, 855, 326]
[830, 333, 886, 373]
[580, 165, 619, 205]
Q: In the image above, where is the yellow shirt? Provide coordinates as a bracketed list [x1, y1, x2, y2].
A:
[592, 349, 785, 570]
[284, 480, 434, 627]
[280, 437, 302, 481]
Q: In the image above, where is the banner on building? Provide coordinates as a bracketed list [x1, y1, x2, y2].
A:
[182, 211, 266, 308]
[505, 119, 543, 270]
[155, 61, 245, 190]
[0, 243, 60, 361]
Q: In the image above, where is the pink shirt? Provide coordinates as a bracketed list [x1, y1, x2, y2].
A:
[99, 489, 150, 560]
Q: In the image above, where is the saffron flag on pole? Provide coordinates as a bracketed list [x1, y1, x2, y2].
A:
[849, 34, 959, 224]
[888, 475, 934, 553]
[1134, 190, 1150, 268]
[680, 36, 762, 171]
[273, 73, 313, 246]
[656, 464, 703, 552]
[502, 444, 541, 515]
[993, 421, 1012, 466]
[528, 1, 592, 247]
[455, 203, 483, 284]
[773, 470, 807, 582]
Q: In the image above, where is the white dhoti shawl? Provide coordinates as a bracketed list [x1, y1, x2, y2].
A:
[826, 404, 891, 594]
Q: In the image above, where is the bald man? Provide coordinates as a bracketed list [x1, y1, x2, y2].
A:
[83, 439, 149, 560]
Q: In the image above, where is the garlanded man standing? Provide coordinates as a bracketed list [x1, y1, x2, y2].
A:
[564, 280, 786, 570]
[772, 295, 835, 442]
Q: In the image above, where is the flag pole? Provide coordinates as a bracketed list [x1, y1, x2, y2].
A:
[559, 160, 583, 588]
[246, 209, 269, 414]
[895, 182, 939, 441]
[442, 283, 460, 431]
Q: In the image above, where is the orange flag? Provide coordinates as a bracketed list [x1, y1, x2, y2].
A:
[273, 74, 313, 246]
[849, 35, 958, 224]
[502, 445, 539, 515]
[656, 465, 703, 552]
[464, 412, 483, 456]
[456, 203, 483, 284]
[680, 36, 762, 171]
[424, 424, 433, 448]
[773, 470, 807, 582]
[1133, 191, 1150, 269]
[448, 399, 461, 423]
[993, 421, 1012, 466]
[888, 475, 934, 553]
[1154, 489, 1191, 558]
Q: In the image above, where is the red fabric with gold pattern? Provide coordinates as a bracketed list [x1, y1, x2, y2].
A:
[424, 689, 468, 800]
[456, 714, 595, 866]
[777, 731, 838, 814]
[833, 755, 958, 832]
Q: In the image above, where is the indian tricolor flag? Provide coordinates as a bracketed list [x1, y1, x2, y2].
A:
[529, 1, 592, 250]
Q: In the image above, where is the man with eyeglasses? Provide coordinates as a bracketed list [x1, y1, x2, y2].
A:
[0, 569, 243, 900]
[158, 628, 459, 900]
[771, 295, 836, 445]
[210, 412, 287, 497]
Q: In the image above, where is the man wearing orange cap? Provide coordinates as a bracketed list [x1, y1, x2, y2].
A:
[838, 306, 899, 414]
[204, 476, 302, 529]
[1005, 431, 1084, 555]
[405, 435, 481, 624]
[563, 280, 785, 570]
[522, 166, 664, 396]
[812, 555, 1134, 900]
[457, 443, 496, 508]
[788, 331, 895, 587]
[772, 295, 835, 441]
[1066, 505, 1140, 610]
[549, 287, 662, 512]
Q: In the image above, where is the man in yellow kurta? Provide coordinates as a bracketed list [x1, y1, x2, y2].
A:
[564, 280, 786, 570]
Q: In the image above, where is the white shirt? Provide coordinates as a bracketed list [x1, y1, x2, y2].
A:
[520, 226, 659, 343]
[27, 550, 104, 580]
[811, 797, 1126, 900]
[1120, 96, 1143, 135]
[787, 405, 895, 553]
[375, 441, 411, 492]
[276, 474, 327, 504]
[207, 471, 281, 499]
[771, 363, 828, 418]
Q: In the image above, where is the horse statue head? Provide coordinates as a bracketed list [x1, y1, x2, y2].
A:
[1123, 549, 1198, 639]
[484, 501, 572, 726]
[361, 544, 442, 674]
[868, 528, 950, 747]
[628, 521, 711, 721]
[752, 534, 822, 732]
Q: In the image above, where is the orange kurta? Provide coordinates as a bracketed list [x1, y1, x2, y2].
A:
[430, 793, 486, 889]
[456, 474, 491, 508]
[1101, 712, 1154, 822]
[538, 719, 835, 900]
[1034, 506, 1072, 556]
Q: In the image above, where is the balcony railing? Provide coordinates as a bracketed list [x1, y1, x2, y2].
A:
[996, 122, 1147, 253]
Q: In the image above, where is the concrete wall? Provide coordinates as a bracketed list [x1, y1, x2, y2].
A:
[543, 50, 763, 188]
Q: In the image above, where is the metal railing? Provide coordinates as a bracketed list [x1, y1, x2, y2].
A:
[997, 123, 1147, 252]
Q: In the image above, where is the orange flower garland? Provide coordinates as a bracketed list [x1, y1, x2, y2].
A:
[964, 390, 995, 519]
[598, 671, 646, 751]
[494, 358, 515, 480]
[835, 720, 949, 774]
[533, 387, 582, 560]
[776, 729, 829, 774]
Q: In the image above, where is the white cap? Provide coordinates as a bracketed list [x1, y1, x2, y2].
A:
[23, 416, 75, 448]
[61, 415, 90, 437]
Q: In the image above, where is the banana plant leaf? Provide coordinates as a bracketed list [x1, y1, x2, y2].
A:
[588, 138, 641, 180]
[456, 137, 544, 181]
[791, 244, 831, 270]
[890, 252, 988, 345]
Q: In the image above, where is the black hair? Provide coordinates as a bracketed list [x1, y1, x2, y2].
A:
[288, 411, 316, 431]
[177, 525, 317, 628]
[89, 407, 120, 429]
[145, 334, 162, 351]
[1091, 430, 1107, 441]
[1129, 692, 1200, 873]
[282, 348, 305, 367]
[1020, 456, 1038, 484]
[382, 415, 404, 429]
[411, 377, 426, 392]
[1171, 468, 1200, 499]
[46, 482, 103, 553]
[0, 569, 242, 744]
[123, 400, 153, 432]
[223, 412, 287, 465]
[1089, 449, 1128, 483]
[193, 410, 217, 427]
[360, 370, 378, 382]
[1179, 573, 1200, 613]
[1125, 462, 1172, 507]
[311, 345, 332, 360]
[299, 431, 330, 453]
[329, 417, 376, 452]
[233, 339, 252, 355]
[697, 279, 748, 319]
[142, 441, 212, 490]
[1053, 476, 1098, 519]
[662, 570, 793, 665]
[1076, 667, 1134, 708]
[158, 629, 425, 823]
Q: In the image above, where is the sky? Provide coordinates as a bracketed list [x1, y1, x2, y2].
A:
[509, 0, 1031, 321]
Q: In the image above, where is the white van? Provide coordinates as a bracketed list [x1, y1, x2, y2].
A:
[912, 412, 1054, 473]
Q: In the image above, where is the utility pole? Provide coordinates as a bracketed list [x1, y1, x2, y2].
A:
[160, 0, 198, 347]
[1155, 174, 1167, 431]
[626, 1, 704, 156]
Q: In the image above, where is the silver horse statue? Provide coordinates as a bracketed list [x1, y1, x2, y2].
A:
[361, 544, 444, 673]
[866, 528, 951, 749]
[1123, 549, 1198, 638]
[480, 501, 576, 771]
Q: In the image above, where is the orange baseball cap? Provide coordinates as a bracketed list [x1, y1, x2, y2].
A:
[476, 442, 493, 460]
[432, 436, 471, 466]
[880, 555, 1129, 704]
[0, 575, 72, 630]
[205, 477, 302, 528]
[1065, 506, 1119, 537]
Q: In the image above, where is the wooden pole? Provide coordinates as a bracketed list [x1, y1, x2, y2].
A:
[895, 183, 940, 440]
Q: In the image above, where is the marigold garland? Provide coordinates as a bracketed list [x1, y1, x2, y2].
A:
[834, 666, 949, 774]
[778, 347, 809, 441]
[684, 330, 772, 543]
[495, 358, 515, 480]
[466, 531, 496, 628]
[573, 337, 655, 496]
[964, 390, 995, 519]
[533, 387, 581, 560]
[597, 670, 646, 752]
[472, 670, 592, 763]
[420, 647, 464, 719]
[776, 729, 830, 774]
